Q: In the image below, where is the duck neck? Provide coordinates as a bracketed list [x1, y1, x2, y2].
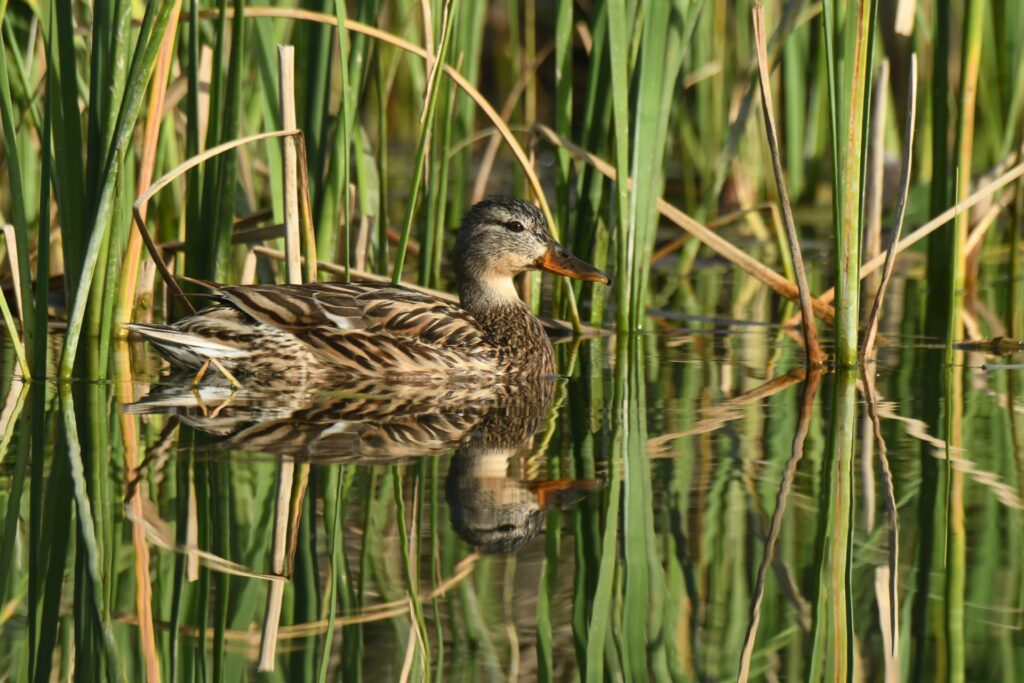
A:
[458, 276, 554, 373]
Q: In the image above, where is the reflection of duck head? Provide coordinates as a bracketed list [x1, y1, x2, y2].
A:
[445, 442, 599, 555]
[443, 381, 601, 554]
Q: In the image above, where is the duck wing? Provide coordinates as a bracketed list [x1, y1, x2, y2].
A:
[212, 282, 501, 375]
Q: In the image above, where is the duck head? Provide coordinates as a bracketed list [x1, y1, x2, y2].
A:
[453, 197, 609, 307]
[446, 444, 602, 554]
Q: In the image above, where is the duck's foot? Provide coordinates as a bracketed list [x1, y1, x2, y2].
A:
[192, 360, 211, 387]
[208, 357, 243, 389]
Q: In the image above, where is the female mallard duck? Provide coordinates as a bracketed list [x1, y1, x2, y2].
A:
[129, 197, 608, 380]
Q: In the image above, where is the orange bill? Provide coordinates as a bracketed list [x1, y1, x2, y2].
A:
[529, 478, 603, 507]
[534, 244, 610, 284]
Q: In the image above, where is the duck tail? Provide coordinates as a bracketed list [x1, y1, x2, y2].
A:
[126, 322, 248, 370]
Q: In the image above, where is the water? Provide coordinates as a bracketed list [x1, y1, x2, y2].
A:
[1, 326, 1022, 681]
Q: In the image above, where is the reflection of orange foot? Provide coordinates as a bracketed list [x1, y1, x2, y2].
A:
[529, 478, 602, 507]
[190, 385, 210, 417]
[208, 358, 242, 388]
[208, 391, 237, 419]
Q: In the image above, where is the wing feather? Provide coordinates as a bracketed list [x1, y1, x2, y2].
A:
[186, 281, 500, 376]
[218, 282, 490, 348]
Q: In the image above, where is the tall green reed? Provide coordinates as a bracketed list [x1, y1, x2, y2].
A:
[1, 0, 1020, 387]
[0, 27, 34, 376]
[821, 0, 877, 366]
[1, 5, 1024, 679]
[392, 0, 460, 283]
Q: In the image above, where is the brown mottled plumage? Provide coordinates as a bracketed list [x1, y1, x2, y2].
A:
[128, 197, 608, 381]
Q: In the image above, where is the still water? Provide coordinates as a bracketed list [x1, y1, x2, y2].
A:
[0, 323, 1022, 681]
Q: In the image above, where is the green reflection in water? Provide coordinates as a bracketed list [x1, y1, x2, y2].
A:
[0, 329, 1022, 681]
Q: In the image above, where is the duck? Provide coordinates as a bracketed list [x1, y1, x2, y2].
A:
[128, 197, 609, 381]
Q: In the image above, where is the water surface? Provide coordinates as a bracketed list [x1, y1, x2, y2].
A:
[0, 325, 1022, 681]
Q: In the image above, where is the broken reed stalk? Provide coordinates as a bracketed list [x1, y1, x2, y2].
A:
[116, 0, 184, 334]
[752, 4, 824, 366]
[258, 45, 303, 674]
[861, 369, 900, 658]
[861, 55, 917, 362]
[648, 203, 782, 264]
[783, 158, 1024, 328]
[131, 129, 302, 316]
[258, 459, 295, 671]
[278, 46, 302, 286]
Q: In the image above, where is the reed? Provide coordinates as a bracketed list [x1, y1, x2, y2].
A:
[2, 2, 1023, 681]
[821, 0, 877, 366]
[1, 1, 1009, 367]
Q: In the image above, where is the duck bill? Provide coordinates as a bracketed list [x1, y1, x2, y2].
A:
[529, 478, 603, 507]
[534, 244, 610, 284]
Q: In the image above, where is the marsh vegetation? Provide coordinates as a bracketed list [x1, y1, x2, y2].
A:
[0, 0, 1023, 680]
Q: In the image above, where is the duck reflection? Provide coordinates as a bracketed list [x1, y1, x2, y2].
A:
[447, 440, 599, 554]
[128, 373, 599, 553]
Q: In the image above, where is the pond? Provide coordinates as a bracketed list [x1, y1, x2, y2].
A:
[0, 318, 1022, 681]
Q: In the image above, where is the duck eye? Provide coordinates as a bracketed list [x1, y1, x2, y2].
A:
[506, 220, 526, 233]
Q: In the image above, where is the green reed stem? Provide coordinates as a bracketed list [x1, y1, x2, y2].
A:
[584, 337, 625, 682]
[392, 0, 460, 283]
[949, 0, 985, 348]
[553, 0, 572, 251]
[944, 4, 984, 681]
[30, 26, 52, 377]
[318, 465, 351, 683]
[59, 385, 123, 682]
[392, 465, 431, 678]
[809, 368, 857, 681]
[51, 0, 87, 293]
[823, 0, 877, 366]
[0, 383, 28, 609]
[622, 334, 660, 679]
[628, 2, 683, 330]
[605, 0, 632, 331]
[0, 29, 33, 376]
[59, 0, 176, 380]
[318, 0, 354, 279]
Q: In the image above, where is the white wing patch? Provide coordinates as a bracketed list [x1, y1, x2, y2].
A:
[323, 311, 361, 331]
[126, 324, 250, 358]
